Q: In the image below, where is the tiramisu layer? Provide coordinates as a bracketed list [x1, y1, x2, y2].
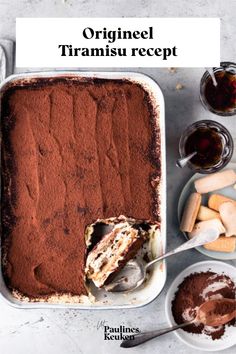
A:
[85, 216, 150, 288]
[1, 77, 161, 299]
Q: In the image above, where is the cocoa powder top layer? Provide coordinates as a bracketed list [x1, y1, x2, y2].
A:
[1, 77, 161, 299]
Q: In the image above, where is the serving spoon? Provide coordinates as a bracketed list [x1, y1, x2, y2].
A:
[121, 298, 236, 348]
[104, 229, 219, 292]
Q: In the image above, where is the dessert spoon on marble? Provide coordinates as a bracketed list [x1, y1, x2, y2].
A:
[104, 229, 219, 293]
[120, 298, 236, 348]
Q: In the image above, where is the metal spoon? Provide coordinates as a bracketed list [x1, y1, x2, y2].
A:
[197, 298, 236, 327]
[0, 45, 6, 83]
[121, 298, 236, 348]
[104, 229, 219, 292]
[176, 151, 197, 168]
[205, 67, 218, 87]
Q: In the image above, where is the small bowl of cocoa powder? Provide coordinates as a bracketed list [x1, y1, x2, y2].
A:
[165, 261, 236, 351]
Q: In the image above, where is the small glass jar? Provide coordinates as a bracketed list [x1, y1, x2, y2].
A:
[179, 120, 234, 174]
[200, 62, 236, 116]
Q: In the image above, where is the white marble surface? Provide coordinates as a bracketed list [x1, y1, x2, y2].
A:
[0, 1, 236, 353]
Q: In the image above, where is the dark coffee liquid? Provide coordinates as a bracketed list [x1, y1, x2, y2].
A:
[185, 127, 223, 168]
[204, 71, 236, 112]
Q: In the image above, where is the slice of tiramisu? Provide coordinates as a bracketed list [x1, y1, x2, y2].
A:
[85, 216, 154, 288]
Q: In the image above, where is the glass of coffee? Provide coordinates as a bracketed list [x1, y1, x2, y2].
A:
[179, 120, 234, 174]
[200, 62, 236, 116]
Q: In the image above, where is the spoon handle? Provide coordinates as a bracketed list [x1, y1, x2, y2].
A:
[176, 151, 197, 168]
[205, 67, 218, 87]
[120, 321, 192, 348]
[0, 45, 6, 83]
[145, 229, 219, 270]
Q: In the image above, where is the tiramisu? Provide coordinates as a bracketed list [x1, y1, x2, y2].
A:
[85, 216, 155, 288]
[1, 77, 161, 300]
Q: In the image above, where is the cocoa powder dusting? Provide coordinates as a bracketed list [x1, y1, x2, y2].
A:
[213, 302, 236, 316]
[1, 78, 161, 299]
[172, 271, 236, 340]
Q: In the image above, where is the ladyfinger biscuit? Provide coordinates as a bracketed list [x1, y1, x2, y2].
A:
[194, 169, 236, 194]
[208, 194, 236, 211]
[188, 218, 225, 239]
[219, 202, 236, 237]
[180, 193, 201, 232]
[203, 236, 236, 253]
[197, 205, 220, 221]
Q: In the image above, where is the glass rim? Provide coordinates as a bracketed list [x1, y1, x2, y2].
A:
[200, 62, 236, 117]
[179, 120, 234, 174]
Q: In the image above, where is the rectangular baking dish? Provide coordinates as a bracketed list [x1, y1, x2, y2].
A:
[0, 71, 166, 309]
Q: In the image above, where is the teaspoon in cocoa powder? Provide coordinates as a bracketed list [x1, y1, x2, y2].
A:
[121, 298, 236, 348]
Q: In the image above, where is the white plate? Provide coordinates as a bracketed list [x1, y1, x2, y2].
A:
[178, 162, 236, 260]
[165, 261, 236, 352]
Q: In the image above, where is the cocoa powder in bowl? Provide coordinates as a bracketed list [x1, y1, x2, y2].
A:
[171, 271, 236, 340]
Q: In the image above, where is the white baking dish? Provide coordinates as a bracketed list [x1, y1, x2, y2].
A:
[0, 71, 166, 309]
